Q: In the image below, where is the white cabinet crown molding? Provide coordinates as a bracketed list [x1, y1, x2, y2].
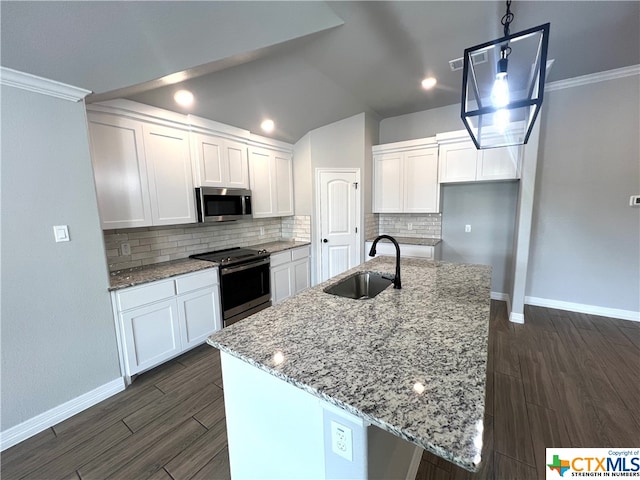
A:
[372, 136, 437, 154]
[87, 99, 190, 130]
[248, 132, 294, 153]
[0, 67, 91, 102]
[187, 114, 250, 142]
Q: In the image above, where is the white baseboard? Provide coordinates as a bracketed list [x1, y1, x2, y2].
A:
[524, 296, 640, 322]
[509, 312, 525, 324]
[490, 292, 511, 314]
[0, 377, 125, 451]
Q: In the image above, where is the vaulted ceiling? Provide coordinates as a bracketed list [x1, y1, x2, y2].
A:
[2, 1, 639, 143]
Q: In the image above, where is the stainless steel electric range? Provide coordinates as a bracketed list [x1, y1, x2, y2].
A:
[190, 247, 271, 327]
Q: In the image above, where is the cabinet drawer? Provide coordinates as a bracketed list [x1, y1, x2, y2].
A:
[175, 269, 218, 294]
[117, 280, 175, 311]
[291, 246, 310, 261]
[270, 250, 291, 267]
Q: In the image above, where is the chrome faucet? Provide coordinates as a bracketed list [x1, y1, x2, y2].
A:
[368, 235, 402, 289]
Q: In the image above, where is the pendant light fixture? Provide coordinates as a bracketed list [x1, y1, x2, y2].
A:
[461, 1, 550, 149]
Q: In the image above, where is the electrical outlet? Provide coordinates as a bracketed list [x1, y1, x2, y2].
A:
[407, 223, 413, 231]
[330, 420, 353, 461]
[465, 225, 472, 233]
[260, 226, 265, 235]
[121, 242, 131, 256]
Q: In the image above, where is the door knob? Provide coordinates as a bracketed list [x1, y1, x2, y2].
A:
[322, 239, 328, 243]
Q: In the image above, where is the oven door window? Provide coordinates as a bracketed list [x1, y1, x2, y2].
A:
[220, 262, 270, 315]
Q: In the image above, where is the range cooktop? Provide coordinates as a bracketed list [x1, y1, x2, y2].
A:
[189, 247, 269, 266]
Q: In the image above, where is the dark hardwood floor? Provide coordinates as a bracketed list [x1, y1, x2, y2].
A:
[3, 302, 639, 480]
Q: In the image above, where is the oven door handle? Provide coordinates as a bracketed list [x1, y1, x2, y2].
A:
[220, 257, 270, 275]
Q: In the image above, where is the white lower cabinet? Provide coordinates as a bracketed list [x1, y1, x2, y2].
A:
[270, 246, 311, 305]
[113, 269, 221, 381]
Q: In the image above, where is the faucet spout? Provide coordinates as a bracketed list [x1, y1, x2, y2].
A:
[368, 235, 402, 289]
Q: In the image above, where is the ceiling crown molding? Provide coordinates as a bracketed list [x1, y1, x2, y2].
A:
[0, 67, 91, 102]
[546, 64, 640, 92]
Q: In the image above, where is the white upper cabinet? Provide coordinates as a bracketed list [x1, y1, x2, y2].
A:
[476, 145, 521, 181]
[437, 130, 522, 183]
[87, 109, 195, 229]
[438, 141, 478, 183]
[373, 152, 403, 212]
[248, 145, 293, 218]
[191, 133, 249, 189]
[373, 139, 440, 213]
[143, 124, 195, 225]
[88, 113, 152, 229]
[404, 148, 439, 213]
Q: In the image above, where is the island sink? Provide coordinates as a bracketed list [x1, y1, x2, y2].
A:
[323, 271, 393, 299]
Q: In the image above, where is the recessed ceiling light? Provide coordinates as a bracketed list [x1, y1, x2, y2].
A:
[421, 77, 437, 90]
[173, 89, 194, 107]
[261, 119, 275, 132]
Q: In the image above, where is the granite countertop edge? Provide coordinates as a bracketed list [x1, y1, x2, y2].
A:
[108, 239, 311, 291]
[207, 339, 473, 470]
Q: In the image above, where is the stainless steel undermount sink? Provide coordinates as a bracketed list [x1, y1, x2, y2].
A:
[323, 271, 394, 300]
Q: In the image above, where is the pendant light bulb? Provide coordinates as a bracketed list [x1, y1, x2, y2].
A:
[491, 47, 510, 108]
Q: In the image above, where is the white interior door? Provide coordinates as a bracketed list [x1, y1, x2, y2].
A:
[317, 169, 360, 282]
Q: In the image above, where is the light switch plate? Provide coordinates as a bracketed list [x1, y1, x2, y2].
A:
[53, 225, 70, 242]
[630, 195, 640, 207]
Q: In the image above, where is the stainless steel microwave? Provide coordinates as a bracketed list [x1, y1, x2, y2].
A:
[195, 187, 252, 222]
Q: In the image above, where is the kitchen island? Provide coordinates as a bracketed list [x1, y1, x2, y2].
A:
[207, 256, 491, 479]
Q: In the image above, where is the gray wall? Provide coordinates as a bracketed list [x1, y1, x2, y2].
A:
[441, 182, 518, 294]
[1, 86, 121, 431]
[379, 104, 462, 144]
[526, 75, 640, 312]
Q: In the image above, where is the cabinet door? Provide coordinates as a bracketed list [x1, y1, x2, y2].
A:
[193, 133, 224, 186]
[292, 258, 310, 295]
[120, 299, 181, 375]
[404, 148, 439, 212]
[248, 147, 274, 217]
[87, 113, 152, 229]
[178, 287, 222, 349]
[271, 263, 292, 305]
[477, 145, 521, 181]
[373, 152, 403, 212]
[143, 124, 196, 225]
[438, 142, 478, 183]
[274, 151, 293, 216]
[224, 139, 249, 189]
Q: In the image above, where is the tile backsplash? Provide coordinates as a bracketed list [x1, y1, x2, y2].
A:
[104, 218, 283, 272]
[378, 213, 441, 239]
[365, 213, 379, 239]
[281, 215, 311, 242]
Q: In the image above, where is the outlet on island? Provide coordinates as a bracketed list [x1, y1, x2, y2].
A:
[330, 420, 353, 461]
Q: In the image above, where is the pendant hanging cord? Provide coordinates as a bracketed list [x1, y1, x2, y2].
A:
[501, 0, 514, 36]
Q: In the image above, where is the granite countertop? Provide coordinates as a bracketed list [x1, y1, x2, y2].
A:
[251, 240, 311, 254]
[108, 257, 216, 291]
[207, 256, 491, 472]
[366, 236, 442, 247]
[108, 240, 311, 291]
